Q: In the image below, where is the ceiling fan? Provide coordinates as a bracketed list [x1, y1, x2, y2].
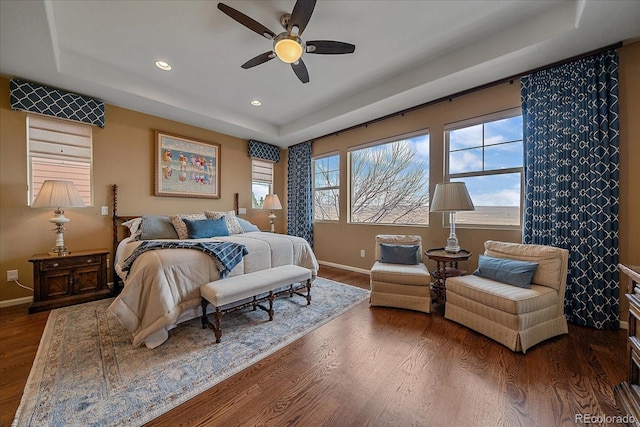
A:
[217, 0, 356, 84]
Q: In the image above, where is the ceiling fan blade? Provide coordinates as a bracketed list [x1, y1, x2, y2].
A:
[288, 0, 316, 36]
[218, 3, 275, 40]
[291, 59, 310, 84]
[306, 40, 356, 55]
[241, 51, 276, 69]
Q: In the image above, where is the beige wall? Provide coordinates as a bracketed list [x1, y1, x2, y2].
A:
[0, 76, 284, 302]
[312, 81, 523, 271]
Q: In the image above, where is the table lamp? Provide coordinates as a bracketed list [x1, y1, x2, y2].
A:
[262, 194, 282, 233]
[32, 180, 86, 255]
[430, 182, 475, 253]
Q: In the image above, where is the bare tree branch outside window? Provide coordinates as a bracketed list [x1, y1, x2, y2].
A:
[350, 137, 429, 225]
[313, 154, 340, 221]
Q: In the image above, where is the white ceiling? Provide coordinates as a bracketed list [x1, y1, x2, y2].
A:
[1, 0, 639, 148]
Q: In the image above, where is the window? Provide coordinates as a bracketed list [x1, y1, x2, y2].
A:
[313, 153, 340, 221]
[349, 130, 430, 225]
[27, 114, 93, 206]
[251, 159, 273, 208]
[445, 109, 523, 227]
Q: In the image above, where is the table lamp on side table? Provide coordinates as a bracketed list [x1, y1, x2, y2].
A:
[262, 194, 282, 233]
[430, 182, 475, 253]
[31, 180, 86, 256]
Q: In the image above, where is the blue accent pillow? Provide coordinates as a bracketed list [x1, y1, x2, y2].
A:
[473, 255, 538, 288]
[140, 215, 178, 240]
[379, 243, 420, 265]
[237, 217, 260, 233]
[183, 217, 230, 239]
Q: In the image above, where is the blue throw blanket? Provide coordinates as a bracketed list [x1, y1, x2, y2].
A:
[121, 241, 248, 279]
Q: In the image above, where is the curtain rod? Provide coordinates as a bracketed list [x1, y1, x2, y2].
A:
[310, 41, 623, 142]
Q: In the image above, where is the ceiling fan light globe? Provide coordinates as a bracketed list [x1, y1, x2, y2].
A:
[274, 35, 303, 63]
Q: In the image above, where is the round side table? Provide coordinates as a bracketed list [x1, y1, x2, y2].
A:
[425, 248, 472, 304]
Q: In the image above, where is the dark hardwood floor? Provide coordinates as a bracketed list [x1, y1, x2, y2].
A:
[0, 265, 628, 426]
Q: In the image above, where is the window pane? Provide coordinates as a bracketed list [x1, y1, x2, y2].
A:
[449, 124, 482, 151]
[484, 142, 523, 171]
[449, 148, 483, 174]
[484, 116, 523, 146]
[314, 156, 340, 187]
[453, 173, 521, 226]
[252, 182, 270, 208]
[350, 134, 429, 225]
[314, 189, 339, 221]
[313, 154, 340, 221]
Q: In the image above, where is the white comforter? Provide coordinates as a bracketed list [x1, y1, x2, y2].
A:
[108, 232, 319, 348]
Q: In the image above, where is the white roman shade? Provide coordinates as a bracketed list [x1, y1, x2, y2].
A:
[28, 114, 93, 206]
[252, 159, 274, 186]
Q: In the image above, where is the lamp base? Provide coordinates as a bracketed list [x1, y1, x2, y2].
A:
[444, 236, 460, 253]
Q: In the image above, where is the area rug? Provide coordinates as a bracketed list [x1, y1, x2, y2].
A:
[12, 278, 370, 426]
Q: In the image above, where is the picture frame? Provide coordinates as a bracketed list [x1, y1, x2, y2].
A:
[155, 130, 221, 199]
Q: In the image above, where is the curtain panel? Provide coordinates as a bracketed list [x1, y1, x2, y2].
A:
[521, 50, 620, 329]
[287, 141, 313, 246]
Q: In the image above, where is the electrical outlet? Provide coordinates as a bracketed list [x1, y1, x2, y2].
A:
[238, 207, 247, 215]
[7, 270, 18, 281]
[360, 250, 365, 257]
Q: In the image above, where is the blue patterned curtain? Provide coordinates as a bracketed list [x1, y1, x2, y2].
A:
[521, 50, 620, 329]
[287, 141, 313, 245]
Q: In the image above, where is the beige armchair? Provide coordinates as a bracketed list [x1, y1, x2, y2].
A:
[370, 235, 431, 313]
[445, 240, 569, 353]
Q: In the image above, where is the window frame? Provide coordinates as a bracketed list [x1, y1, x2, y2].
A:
[251, 159, 274, 209]
[27, 114, 94, 206]
[444, 107, 523, 229]
[347, 128, 430, 226]
[312, 151, 340, 222]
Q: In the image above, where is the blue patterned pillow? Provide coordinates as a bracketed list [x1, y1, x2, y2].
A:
[473, 255, 538, 288]
[379, 243, 420, 265]
[183, 217, 229, 239]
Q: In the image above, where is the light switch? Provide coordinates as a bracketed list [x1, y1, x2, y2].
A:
[238, 207, 247, 215]
[101, 206, 109, 215]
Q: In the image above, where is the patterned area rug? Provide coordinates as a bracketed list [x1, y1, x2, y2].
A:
[13, 278, 370, 426]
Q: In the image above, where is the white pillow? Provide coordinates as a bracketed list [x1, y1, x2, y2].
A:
[121, 217, 142, 238]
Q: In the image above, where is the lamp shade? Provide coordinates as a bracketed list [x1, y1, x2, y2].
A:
[32, 180, 85, 208]
[262, 194, 282, 210]
[430, 182, 474, 212]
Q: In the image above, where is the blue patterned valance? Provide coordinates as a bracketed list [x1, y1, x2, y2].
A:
[10, 79, 105, 127]
[249, 140, 280, 163]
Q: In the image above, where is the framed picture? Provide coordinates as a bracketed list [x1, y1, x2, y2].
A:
[155, 131, 221, 198]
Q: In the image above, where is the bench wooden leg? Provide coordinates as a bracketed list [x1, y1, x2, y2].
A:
[268, 290, 275, 320]
[305, 278, 312, 305]
[201, 298, 209, 329]
[214, 307, 222, 343]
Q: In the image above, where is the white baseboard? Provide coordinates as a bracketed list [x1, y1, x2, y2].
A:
[318, 260, 370, 276]
[0, 296, 33, 308]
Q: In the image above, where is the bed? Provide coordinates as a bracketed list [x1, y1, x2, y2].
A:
[109, 185, 319, 349]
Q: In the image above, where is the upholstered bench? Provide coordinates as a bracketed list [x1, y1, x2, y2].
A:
[200, 265, 312, 343]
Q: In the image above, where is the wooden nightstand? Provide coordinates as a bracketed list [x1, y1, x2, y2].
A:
[29, 249, 111, 313]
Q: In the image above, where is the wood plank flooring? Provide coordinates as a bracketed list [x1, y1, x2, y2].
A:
[0, 265, 628, 426]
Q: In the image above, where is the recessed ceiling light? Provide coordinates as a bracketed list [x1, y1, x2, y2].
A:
[155, 61, 172, 71]
[250, 100, 262, 107]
